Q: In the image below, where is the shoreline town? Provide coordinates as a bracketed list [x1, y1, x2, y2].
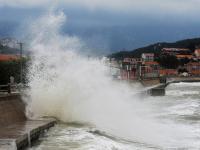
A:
[107, 47, 200, 81]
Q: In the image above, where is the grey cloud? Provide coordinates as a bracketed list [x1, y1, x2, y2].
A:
[0, 0, 200, 16]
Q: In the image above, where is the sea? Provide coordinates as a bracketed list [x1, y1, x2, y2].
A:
[24, 10, 200, 150]
[28, 82, 200, 150]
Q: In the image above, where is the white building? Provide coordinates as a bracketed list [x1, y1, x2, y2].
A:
[141, 53, 154, 62]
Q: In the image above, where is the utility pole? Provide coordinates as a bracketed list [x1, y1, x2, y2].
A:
[18, 42, 23, 84]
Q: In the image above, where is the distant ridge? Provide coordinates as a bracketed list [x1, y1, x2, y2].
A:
[108, 38, 200, 60]
[0, 37, 20, 54]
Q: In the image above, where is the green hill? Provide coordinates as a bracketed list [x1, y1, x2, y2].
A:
[0, 38, 20, 54]
[0, 44, 20, 54]
[108, 38, 200, 60]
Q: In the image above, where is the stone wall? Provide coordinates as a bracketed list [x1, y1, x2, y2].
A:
[0, 94, 26, 126]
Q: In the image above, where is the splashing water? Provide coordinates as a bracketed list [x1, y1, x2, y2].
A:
[24, 10, 198, 149]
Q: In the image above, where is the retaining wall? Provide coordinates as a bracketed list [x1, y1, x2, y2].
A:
[0, 94, 26, 126]
[0, 93, 56, 150]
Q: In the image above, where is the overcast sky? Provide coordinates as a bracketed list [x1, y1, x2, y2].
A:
[0, 0, 200, 54]
[0, 0, 200, 13]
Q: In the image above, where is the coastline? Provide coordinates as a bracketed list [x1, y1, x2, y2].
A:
[0, 93, 56, 150]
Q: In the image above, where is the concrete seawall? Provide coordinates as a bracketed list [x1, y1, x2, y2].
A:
[0, 94, 26, 126]
[148, 77, 200, 96]
[0, 94, 56, 150]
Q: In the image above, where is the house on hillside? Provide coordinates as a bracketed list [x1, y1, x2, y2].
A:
[194, 49, 200, 58]
[140, 61, 159, 78]
[141, 53, 154, 62]
[120, 58, 143, 80]
[105, 58, 121, 79]
[161, 48, 191, 55]
[176, 54, 193, 60]
[185, 62, 200, 76]
[139, 53, 160, 78]
[161, 48, 194, 62]
[159, 69, 178, 76]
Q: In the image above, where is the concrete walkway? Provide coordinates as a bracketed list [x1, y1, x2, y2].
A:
[0, 119, 56, 150]
[0, 94, 57, 150]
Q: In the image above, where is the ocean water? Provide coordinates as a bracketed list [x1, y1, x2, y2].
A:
[23, 10, 200, 150]
[28, 82, 200, 150]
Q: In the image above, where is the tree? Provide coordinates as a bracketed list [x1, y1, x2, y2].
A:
[179, 57, 190, 66]
[157, 54, 179, 69]
[0, 58, 28, 84]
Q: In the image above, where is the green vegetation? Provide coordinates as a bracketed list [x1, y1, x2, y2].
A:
[0, 44, 20, 54]
[0, 58, 28, 84]
[156, 55, 179, 69]
[109, 37, 200, 60]
[155, 55, 191, 69]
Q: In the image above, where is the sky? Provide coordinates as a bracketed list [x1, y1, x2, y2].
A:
[0, 0, 200, 55]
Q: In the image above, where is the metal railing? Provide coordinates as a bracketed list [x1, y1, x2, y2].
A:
[0, 84, 20, 94]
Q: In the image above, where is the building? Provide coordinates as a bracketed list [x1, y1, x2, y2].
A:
[140, 61, 159, 78]
[161, 48, 194, 62]
[161, 48, 191, 55]
[159, 69, 178, 76]
[120, 69, 137, 80]
[0, 54, 20, 62]
[194, 49, 200, 58]
[105, 58, 121, 79]
[176, 54, 193, 60]
[139, 53, 159, 78]
[120, 58, 141, 80]
[123, 58, 136, 63]
[123, 58, 142, 64]
[141, 53, 154, 62]
[109, 47, 200, 80]
[185, 62, 200, 76]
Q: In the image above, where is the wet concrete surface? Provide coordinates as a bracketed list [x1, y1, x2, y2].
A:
[0, 93, 26, 126]
[0, 119, 56, 150]
[0, 94, 56, 149]
[0, 139, 16, 150]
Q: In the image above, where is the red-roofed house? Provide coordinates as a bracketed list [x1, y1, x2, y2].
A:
[176, 54, 193, 60]
[161, 48, 191, 55]
[185, 62, 200, 76]
[120, 58, 139, 80]
[141, 53, 154, 62]
[0, 54, 20, 62]
[159, 69, 178, 76]
[140, 58, 159, 78]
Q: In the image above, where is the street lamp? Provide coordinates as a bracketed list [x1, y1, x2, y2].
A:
[17, 42, 23, 84]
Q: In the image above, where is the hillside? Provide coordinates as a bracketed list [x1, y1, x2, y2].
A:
[108, 38, 200, 60]
[0, 45, 20, 54]
[0, 38, 20, 54]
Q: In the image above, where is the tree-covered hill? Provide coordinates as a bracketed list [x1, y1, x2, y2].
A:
[0, 44, 20, 54]
[0, 37, 20, 54]
[108, 38, 200, 60]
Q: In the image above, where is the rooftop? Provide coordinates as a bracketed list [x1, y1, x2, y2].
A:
[0, 54, 19, 62]
[186, 62, 200, 65]
[176, 54, 193, 59]
[143, 61, 159, 65]
[162, 48, 190, 51]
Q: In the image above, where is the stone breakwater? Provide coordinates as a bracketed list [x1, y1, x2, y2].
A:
[0, 93, 56, 150]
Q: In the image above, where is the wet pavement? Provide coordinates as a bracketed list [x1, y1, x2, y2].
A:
[0, 119, 56, 150]
[0, 94, 56, 149]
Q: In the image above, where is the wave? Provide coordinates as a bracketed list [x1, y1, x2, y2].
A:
[23, 9, 197, 149]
